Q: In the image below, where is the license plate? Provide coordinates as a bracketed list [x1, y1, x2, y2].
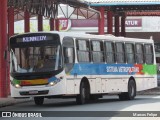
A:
[29, 90, 38, 94]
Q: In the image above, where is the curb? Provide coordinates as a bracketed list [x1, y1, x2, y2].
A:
[0, 97, 32, 108]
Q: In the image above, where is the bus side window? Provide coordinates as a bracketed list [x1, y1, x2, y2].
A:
[105, 41, 115, 63]
[144, 44, 153, 64]
[76, 39, 90, 62]
[115, 42, 125, 63]
[135, 44, 144, 64]
[125, 43, 135, 63]
[91, 40, 104, 63]
[63, 37, 75, 73]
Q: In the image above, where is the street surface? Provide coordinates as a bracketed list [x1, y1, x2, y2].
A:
[0, 95, 160, 120]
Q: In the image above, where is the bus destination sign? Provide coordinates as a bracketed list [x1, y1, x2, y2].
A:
[16, 36, 52, 43]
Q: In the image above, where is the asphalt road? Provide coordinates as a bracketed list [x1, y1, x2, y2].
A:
[0, 95, 160, 120]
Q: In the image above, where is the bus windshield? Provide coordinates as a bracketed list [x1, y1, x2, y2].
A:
[10, 44, 62, 74]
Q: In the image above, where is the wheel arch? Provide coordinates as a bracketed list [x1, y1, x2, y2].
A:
[80, 77, 90, 93]
[129, 76, 136, 87]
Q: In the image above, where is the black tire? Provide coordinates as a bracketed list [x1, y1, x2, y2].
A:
[34, 97, 44, 105]
[76, 81, 90, 104]
[127, 79, 136, 100]
[119, 79, 136, 100]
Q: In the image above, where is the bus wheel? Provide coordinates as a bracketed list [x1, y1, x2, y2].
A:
[127, 79, 136, 100]
[119, 79, 136, 100]
[34, 97, 44, 105]
[76, 81, 90, 104]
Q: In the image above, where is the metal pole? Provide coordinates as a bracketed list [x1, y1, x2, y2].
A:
[98, 7, 105, 35]
[115, 14, 120, 36]
[0, 0, 7, 97]
[24, 11, 30, 32]
[8, 7, 14, 37]
[38, 15, 43, 31]
[107, 11, 113, 34]
[121, 13, 126, 37]
[50, 18, 55, 31]
[8, 6, 14, 95]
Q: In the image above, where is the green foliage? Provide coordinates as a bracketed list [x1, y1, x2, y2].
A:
[43, 20, 50, 31]
[15, 19, 51, 33]
[30, 22, 37, 32]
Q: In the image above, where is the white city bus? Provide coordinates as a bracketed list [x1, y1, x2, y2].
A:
[9, 31, 157, 105]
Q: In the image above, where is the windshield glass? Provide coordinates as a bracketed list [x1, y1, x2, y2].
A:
[10, 45, 62, 73]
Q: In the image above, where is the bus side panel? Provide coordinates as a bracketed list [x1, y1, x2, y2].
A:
[66, 80, 75, 94]
[89, 79, 96, 94]
[89, 77, 128, 94]
[105, 78, 128, 93]
[101, 79, 106, 93]
[145, 77, 157, 89]
[74, 79, 81, 94]
[136, 77, 157, 91]
[95, 78, 102, 93]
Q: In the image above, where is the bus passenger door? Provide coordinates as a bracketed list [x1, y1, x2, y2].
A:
[63, 37, 75, 94]
[63, 37, 75, 74]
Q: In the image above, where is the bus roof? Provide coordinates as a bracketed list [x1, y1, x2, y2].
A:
[13, 31, 154, 44]
[53, 31, 154, 43]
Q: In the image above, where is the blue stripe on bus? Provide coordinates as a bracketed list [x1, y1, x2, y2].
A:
[70, 63, 138, 75]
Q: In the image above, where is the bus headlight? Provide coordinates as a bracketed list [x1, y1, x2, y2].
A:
[48, 80, 60, 86]
[47, 77, 62, 87]
[15, 84, 21, 88]
[11, 81, 21, 88]
[49, 82, 56, 86]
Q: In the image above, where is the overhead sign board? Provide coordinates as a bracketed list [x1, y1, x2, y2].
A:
[71, 19, 142, 27]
